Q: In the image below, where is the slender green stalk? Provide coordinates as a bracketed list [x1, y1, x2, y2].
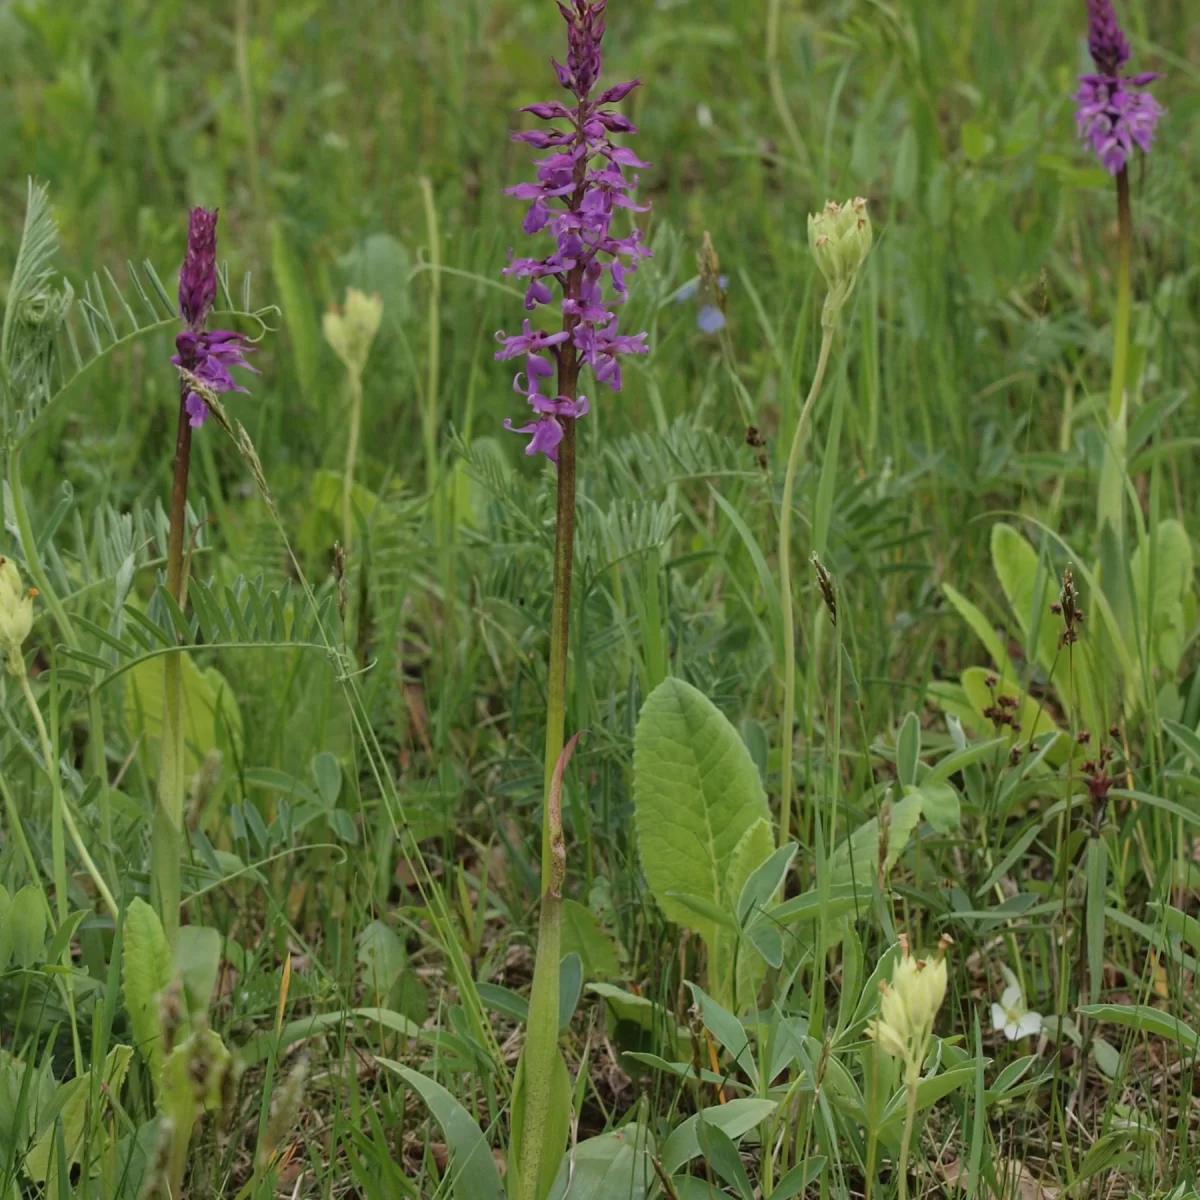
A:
[897, 1064, 919, 1200]
[17, 670, 118, 919]
[539, 421, 577, 883]
[420, 177, 442, 495]
[152, 384, 194, 947]
[1096, 168, 1132, 539]
[778, 327, 835, 846]
[517, 733, 578, 1200]
[342, 370, 363, 556]
[518, 196, 585, 1192]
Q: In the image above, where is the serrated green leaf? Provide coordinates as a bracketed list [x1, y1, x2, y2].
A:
[634, 678, 771, 947]
[122, 899, 173, 1085]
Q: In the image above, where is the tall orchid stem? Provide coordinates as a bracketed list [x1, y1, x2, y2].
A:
[519, 729, 580, 1200]
[897, 1061, 920, 1200]
[1097, 167, 1132, 539]
[342, 369, 363, 556]
[152, 382, 193, 947]
[518, 250, 583, 1198]
[540, 421, 577, 883]
[778, 325, 835, 847]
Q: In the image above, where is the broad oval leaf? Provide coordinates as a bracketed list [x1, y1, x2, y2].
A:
[9, 886, 46, 968]
[634, 678, 771, 945]
[122, 898, 173, 1086]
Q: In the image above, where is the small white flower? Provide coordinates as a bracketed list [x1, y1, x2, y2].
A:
[991, 974, 1043, 1042]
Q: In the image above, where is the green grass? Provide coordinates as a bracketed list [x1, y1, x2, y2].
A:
[1, 0, 1200, 1196]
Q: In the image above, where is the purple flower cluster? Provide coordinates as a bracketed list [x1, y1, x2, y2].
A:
[173, 207, 256, 428]
[497, 0, 650, 463]
[1075, 0, 1162, 176]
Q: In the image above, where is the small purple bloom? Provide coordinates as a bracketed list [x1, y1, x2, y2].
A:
[697, 305, 726, 335]
[499, 0, 651, 461]
[179, 207, 219, 329]
[1076, 0, 1162, 175]
[172, 329, 258, 428]
[1086, 0, 1130, 75]
[174, 207, 256, 428]
[494, 320, 571, 361]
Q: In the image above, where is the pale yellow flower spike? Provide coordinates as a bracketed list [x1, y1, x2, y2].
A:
[0, 556, 36, 677]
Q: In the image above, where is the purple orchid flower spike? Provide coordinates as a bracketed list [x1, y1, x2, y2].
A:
[179, 207, 218, 329]
[1076, 0, 1162, 176]
[173, 207, 257, 427]
[496, 0, 650, 462]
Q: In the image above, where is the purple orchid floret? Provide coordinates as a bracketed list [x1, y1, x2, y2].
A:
[1075, 0, 1162, 176]
[497, 0, 650, 462]
[173, 207, 256, 428]
[172, 329, 259, 428]
[179, 207, 219, 329]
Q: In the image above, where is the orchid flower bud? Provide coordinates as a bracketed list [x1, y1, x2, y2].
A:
[0, 556, 36, 677]
[867, 936, 951, 1071]
[807, 197, 872, 329]
[323, 288, 384, 380]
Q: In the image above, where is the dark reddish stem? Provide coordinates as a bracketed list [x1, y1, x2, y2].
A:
[537, 102, 589, 890]
[166, 382, 194, 605]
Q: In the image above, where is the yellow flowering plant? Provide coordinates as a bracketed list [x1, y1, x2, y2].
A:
[865, 935, 953, 1200]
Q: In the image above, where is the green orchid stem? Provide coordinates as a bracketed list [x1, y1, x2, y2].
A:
[420, 177, 442, 494]
[518, 895, 563, 1200]
[778, 324, 835, 847]
[897, 1062, 919, 1200]
[518, 395, 580, 1199]
[540, 421, 578, 884]
[18, 669, 118, 920]
[1097, 167, 1132, 540]
[152, 383, 193, 948]
[342, 370, 363, 558]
